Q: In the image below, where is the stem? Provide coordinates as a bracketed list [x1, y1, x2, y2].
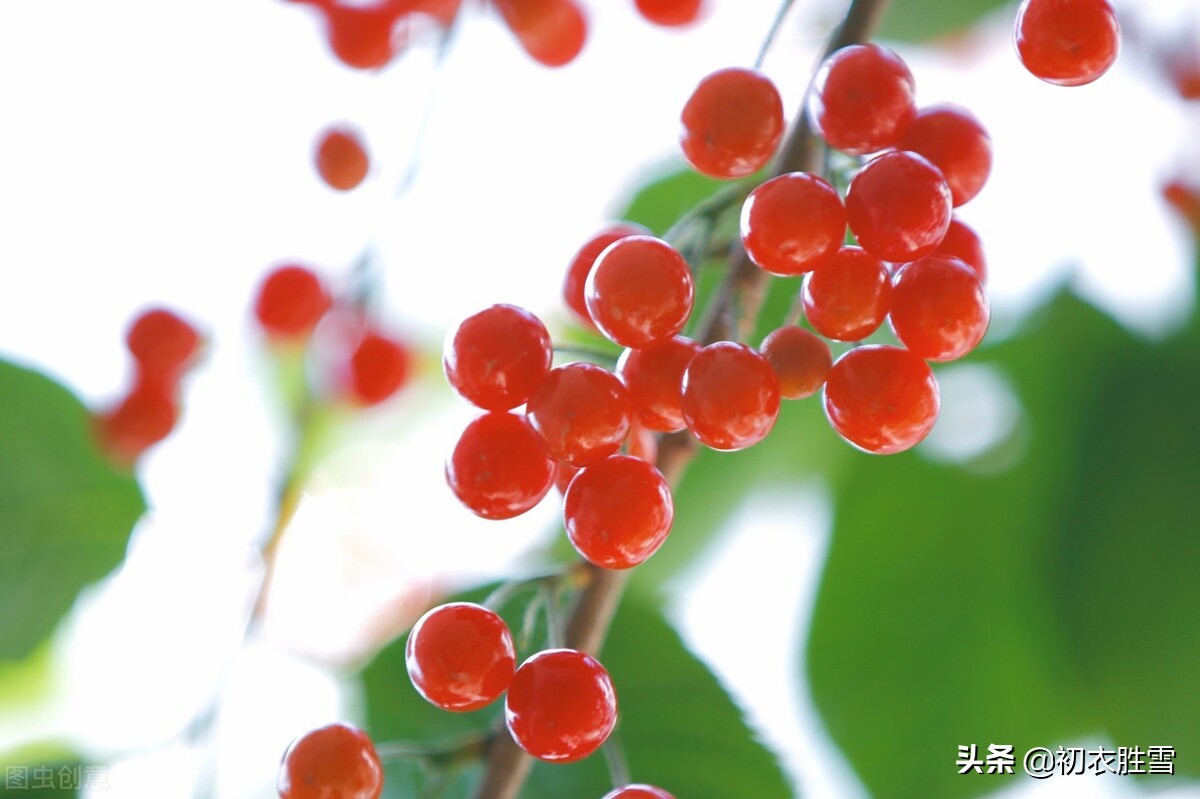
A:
[755, 0, 800, 69]
[472, 2, 891, 796]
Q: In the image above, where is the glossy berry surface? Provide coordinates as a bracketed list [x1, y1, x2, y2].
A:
[405, 602, 515, 712]
[277, 723, 383, 799]
[494, 0, 588, 68]
[889, 254, 989, 362]
[801, 246, 892, 341]
[447, 411, 554, 519]
[625, 421, 657, 464]
[681, 341, 780, 451]
[563, 222, 649, 327]
[823, 345, 939, 454]
[505, 649, 617, 763]
[526, 363, 631, 466]
[760, 326, 832, 400]
[845, 151, 952, 263]
[564, 455, 673, 569]
[254, 265, 332, 341]
[680, 67, 784, 179]
[125, 308, 200, 381]
[602, 786, 676, 799]
[316, 126, 370, 191]
[1015, 0, 1120, 87]
[585, 235, 694, 348]
[347, 330, 411, 405]
[898, 103, 992, 207]
[635, 0, 702, 27]
[741, 172, 846, 276]
[936, 217, 987, 282]
[810, 43, 916, 155]
[616, 335, 701, 433]
[94, 378, 180, 466]
[444, 304, 552, 411]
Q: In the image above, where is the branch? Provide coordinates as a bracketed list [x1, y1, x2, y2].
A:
[474, 1, 892, 796]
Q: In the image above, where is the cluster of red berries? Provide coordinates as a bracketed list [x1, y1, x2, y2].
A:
[253, 263, 413, 407]
[93, 307, 202, 466]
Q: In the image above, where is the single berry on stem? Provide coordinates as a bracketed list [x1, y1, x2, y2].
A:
[444, 304, 552, 411]
[889, 254, 989, 362]
[254, 264, 333, 342]
[564, 222, 650, 328]
[585, 235, 694, 349]
[125, 307, 201, 382]
[315, 126, 370, 191]
[94, 377, 181, 466]
[1014, 0, 1120, 87]
[681, 341, 780, 451]
[447, 411, 554, 520]
[406, 602, 516, 712]
[760, 326, 832, 400]
[505, 648, 617, 763]
[845, 150, 952, 263]
[898, 103, 992, 207]
[564, 455, 673, 569]
[346, 329, 412, 406]
[823, 345, 940, 454]
[616, 335, 701, 433]
[277, 722, 383, 799]
[525, 362, 631, 467]
[801, 245, 892, 341]
[810, 43, 916, 155]
[740, 172, 846, 276]
[680, 67, 784, 180]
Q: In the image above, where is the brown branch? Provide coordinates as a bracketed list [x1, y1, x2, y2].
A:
[474, 1, 891, 796]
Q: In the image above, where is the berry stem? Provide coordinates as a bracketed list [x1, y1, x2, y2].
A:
[473, 2, 892, 796]
[755, 0, 800, 69]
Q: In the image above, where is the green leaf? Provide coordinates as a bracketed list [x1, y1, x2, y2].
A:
[0, 359, 145, 661]
[616, 165, 727, 237]
[877, 0, 1011, 44]
[361, 592, 791, 798]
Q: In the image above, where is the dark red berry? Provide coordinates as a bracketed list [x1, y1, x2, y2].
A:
[505, 649, 617, 763]
[801, 246, 892, 341]
[889, 254, 989, 362]
[760, 326, 832, 400]
[680, 67, 784, 179]
[447, 411, 554, 520]
[585, 235, 694, 349]
[845, 151, 952, 263]
[444, 304, 552, 411]
[681, 341, 780, 451]
[616, 335, 701, 433]
[564, 455, 673, 569]
[405, 602, 515, 712]
[525, 363, 631, 467]
[1015, 0, 1120, 87]
[277, 723, 383, 799]
[810, 43, 916, 155]
[823, 345, 939, 454]
[316, 126, 370, 191]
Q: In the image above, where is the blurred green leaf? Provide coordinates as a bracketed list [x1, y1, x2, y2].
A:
[0, 359, 145, 661]
[878, 0, 1011, 44]
[617, 165, 727, 237]
[362, 591, 790, 798]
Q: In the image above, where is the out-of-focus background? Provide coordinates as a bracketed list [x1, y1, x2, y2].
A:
[1, 0, 1199, 797]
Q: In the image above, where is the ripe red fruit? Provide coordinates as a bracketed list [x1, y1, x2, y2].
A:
[277, 722, 383, 799]
[823, 345, 939, 454]
[346, 329, 412, 405]
[315, 127, 370, 191]
[935, 217, 987, 283]
[634, 0, 702, 27]
[494, 0, 588, 68]
[810, 43, 916, 155]
[898, 104, 992, 207]
[563, 222, 650, 328]
[681, 341, 780, 451]
[125, 307, 201, 382]
[444, 304, 552, 411]
[740, 172, 846, 276]
[254, 265, 333, 341]
[585, 235, 694, 349]
[405, 602, 516, 712]
[616, 335, 701, 433]
[94, 378, 180, 466]
[889, 254, 989, 362]
[553, 461, 580, 494]
[447, 411, 554, 519]
[801, 246, 892, 341]
[760, 326, 832, 400]
[680, 67, 784, 179]
[505, 649, 617, 763]
[1015, 0, 1120, 87]
[603, 786, 676, 799]
[564, 455, 673, 569]
[525, 363, 631, 467]
[322, 2, 409, 70]
[845, 151, 953, 263]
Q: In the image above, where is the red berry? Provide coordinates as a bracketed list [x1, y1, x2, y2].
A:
[801, 246, 892, 341]
[94, 377, 180, 466]
[845, 151, 952, 263]
[1015, 0, 1120, 87]
[494, 0, 588, 68]
[254, 265, 333, 341]
[563, 222, 650, 328]
[603, 786, 676, 799]
[626, 421, 658, 464]
[585, 236, 694, 348]
[680, 67, 784, 179]
[564, 455, 673, 569]
[346, 329, 412, 406]
[760, 326, 832, 400]
[447, 412, 554, 519]
[898, 104, 992, 207]
[277, 723, 383, 799]
[553, 461, 580, 494]
[740, 172, 846, 276]
[316, 127, 370, 191]
[323, 2, 409, 70]
[616, 335, 701, 433]
[634, 0, 702, 27]
[823, 345, 939, 454]
[505, 649, 617, 763]
[810, 43, 916, 155]
[935, 217, 987, 283]
[444, 304, 552, 411]
[125, 307, 201, 382]
[889, 254, 989, 362]
[681, 341, 780, 451]
[526, 363, 631, 467]
[405, 602, 515, 712]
